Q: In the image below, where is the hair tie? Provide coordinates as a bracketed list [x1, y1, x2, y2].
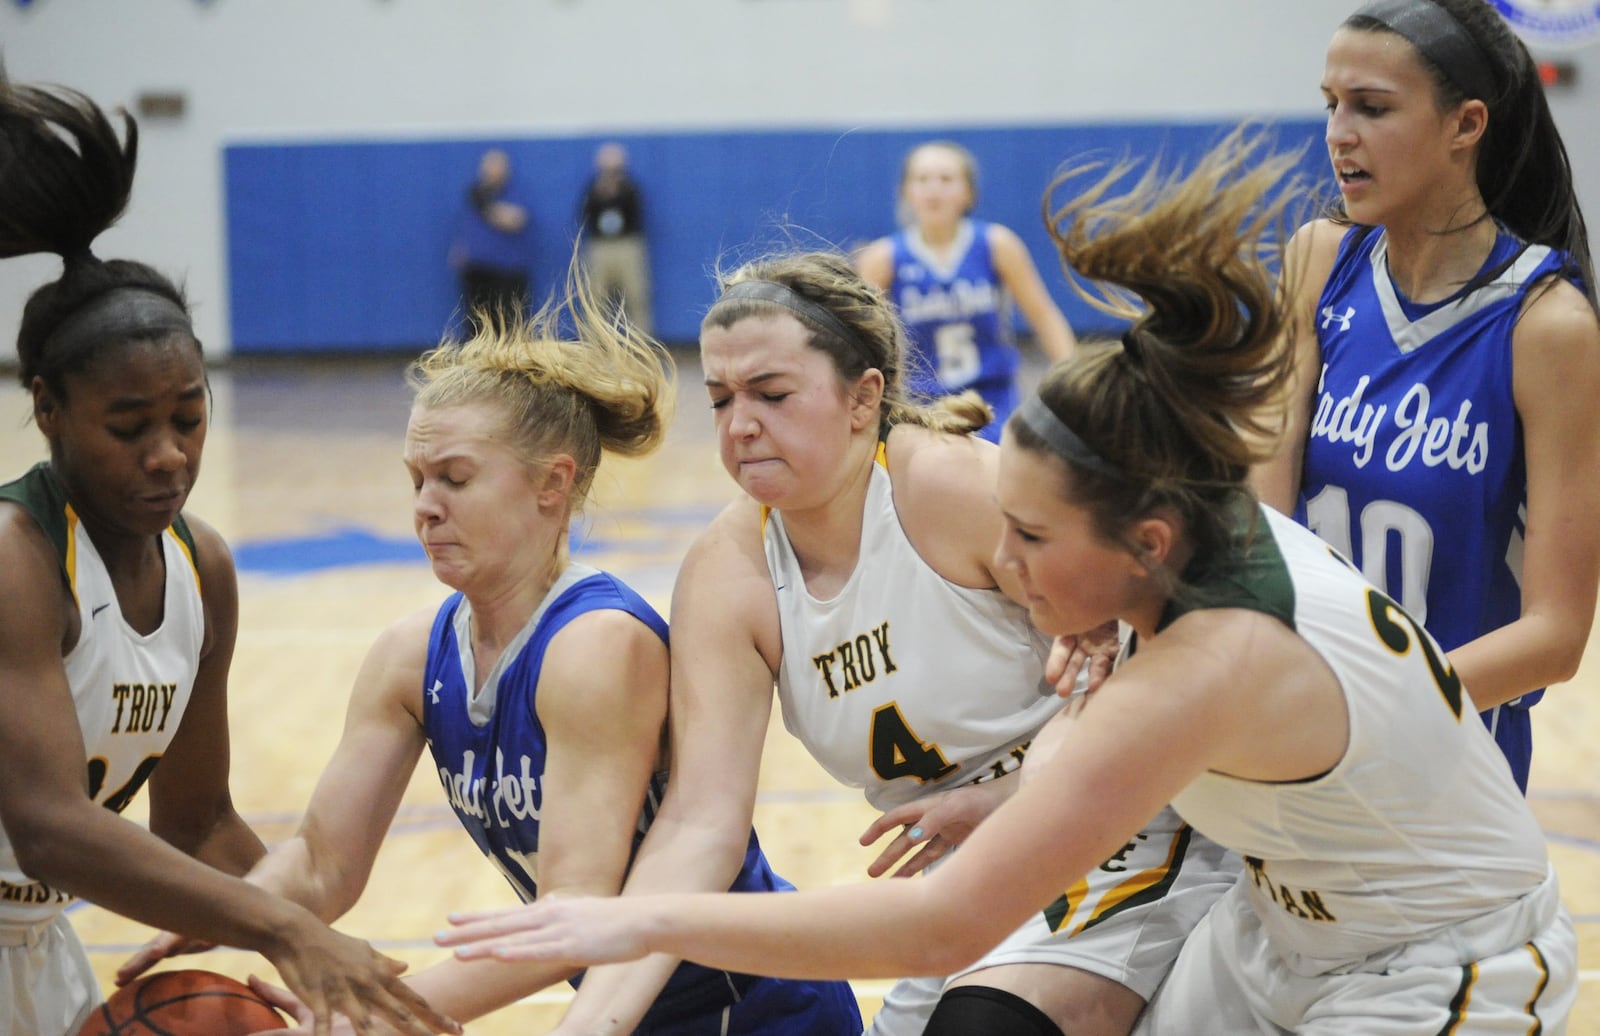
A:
[1120, 330, 1146, 369]
[62, 245, 99, 270]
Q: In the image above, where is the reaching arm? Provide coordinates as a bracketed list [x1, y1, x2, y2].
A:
[1250, 220, 1344, 514]
[277, 604, 677, 1034]
[441, 609, 1332, 981]
[246, 612, 433, 920]
[988, 223, 1077, 362]
[551, 505, 780, 1036]
[0, 510, 454, 1036]
[1449, 280, 1600, 708]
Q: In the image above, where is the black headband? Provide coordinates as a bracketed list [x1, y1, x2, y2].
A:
[1351, 0, 1496, 101]
[1013, 395, 1123, 481]
[41, 286, 195, 362]
[716, 279, 872, 367]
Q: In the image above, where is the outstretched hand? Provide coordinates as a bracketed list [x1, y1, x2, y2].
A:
[115, 930, 215, 986]
[265, 920, 459, 1036]
[1045, 622, 1121, 697]
[436, 895, 650, 968]
[249, 977, 355, 1036]
[857, 778, 1012, 878]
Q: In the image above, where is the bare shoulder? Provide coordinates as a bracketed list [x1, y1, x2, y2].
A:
[1286, 218, 1349, 295]
[673, 496, 781, 666]
[541, 605, 669, 717]
[854, 236, 896, 289]
[984, 221, 1026, 254]
[681, 497, 765, 577]
[1113, 607, 1343, 779]
[675, 499, 774, 617]
[883, 425, 1001, 587]
[1516, 278, 1600, 359]
[550, 604, 666, 661]
[0, 501, 71, 643]
[886, 424, 998, 518]
[357, 606, 439, 715]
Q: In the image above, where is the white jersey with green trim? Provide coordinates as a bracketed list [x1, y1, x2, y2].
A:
[764, 450, 1064, 811]
[0, 497, 205, 926]
[1168, 506, 1551, 977]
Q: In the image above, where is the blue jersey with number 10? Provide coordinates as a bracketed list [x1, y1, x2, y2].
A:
[1296, 225, 1575, 788]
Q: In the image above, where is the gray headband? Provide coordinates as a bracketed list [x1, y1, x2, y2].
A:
[1351, 0, 1496, 101]
[1013, 395, 1123, 481]
[717, 279, 872, 367]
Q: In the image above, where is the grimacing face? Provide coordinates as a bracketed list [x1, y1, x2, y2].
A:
[404, 400, 558, 595]
[701, 313, 877, 514]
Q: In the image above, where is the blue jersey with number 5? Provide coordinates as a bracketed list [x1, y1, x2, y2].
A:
[890, 219, 1016, 404]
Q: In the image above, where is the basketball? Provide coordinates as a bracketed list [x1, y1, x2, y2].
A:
[77, 970, 288, 1035]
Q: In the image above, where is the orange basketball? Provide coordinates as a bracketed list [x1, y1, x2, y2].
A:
[78, 969, 288, 1035]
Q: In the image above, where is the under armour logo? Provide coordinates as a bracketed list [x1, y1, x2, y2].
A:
[1320, 305, 1356, 332]
[428, 679, 443, 705]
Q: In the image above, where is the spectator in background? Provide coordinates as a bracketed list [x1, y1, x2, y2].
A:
[449, 148, 532, 336]
[580, 142, 653, 335]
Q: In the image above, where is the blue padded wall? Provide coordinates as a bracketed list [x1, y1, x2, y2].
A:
[225, 119, 1328, 351]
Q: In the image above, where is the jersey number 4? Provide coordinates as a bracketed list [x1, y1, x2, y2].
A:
[88, 754, 163, 814]
[871, 703, 958, 783]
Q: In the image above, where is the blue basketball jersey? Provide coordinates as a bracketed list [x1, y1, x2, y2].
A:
[890, 219, 1019, 434]
[422, 565, 857, 1030]
[1296, 226, 1575, 788]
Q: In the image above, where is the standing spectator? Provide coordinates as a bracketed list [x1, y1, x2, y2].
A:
[449, 148, 532, 336]
[580, 142, 653, 334]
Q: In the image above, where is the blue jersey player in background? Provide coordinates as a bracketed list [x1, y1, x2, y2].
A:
[118, 266, 862, 1034]
[1256, 0, 1600, 792]
[858, 140, 1077, 441]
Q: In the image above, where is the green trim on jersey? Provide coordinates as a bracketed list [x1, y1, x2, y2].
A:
[0, 461, 199, 573]
[1157, 503, 1296, 634]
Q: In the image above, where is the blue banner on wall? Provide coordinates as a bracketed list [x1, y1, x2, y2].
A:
[224, 119, 1330, 353]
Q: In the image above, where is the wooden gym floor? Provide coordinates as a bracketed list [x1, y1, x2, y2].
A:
[1, 352, 1594, 1033]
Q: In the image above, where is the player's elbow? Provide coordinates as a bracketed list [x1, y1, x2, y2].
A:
[8, 808, 81, 883]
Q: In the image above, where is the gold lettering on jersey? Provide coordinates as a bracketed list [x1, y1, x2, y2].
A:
[812, 621, 897, 698]
[1245, 855, 1337, 922]
[0, 877, 72, 905]
[110, 683, 178, 734]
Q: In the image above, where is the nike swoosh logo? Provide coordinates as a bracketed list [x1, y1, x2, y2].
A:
[91, 603, 111, 619]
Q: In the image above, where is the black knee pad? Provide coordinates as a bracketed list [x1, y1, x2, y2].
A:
[922, 985, 1065, 1036]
